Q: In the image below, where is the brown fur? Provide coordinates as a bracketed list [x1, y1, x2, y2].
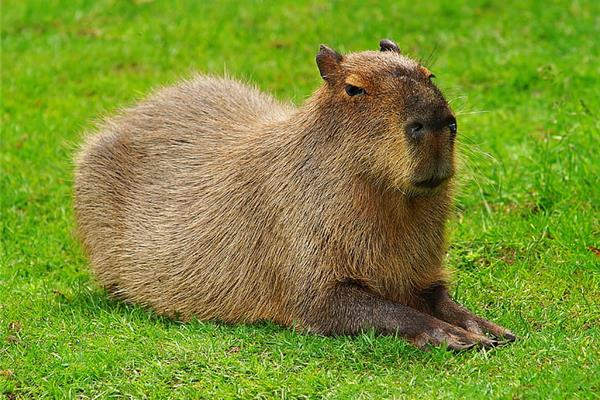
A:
[74, 40, 515, 349]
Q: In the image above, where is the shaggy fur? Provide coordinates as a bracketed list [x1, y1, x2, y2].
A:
[74, 40, 515, 349]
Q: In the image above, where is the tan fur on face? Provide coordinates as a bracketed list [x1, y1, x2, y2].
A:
[74, 45, 456, 328]
[345, 74, 367, 88]
[419, 65, 433, 78]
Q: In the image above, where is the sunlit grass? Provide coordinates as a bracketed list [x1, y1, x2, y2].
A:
[1, 0, 599, 398]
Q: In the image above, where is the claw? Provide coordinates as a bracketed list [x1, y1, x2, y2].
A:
[413, 319, 515, 351]
[469, 318, 517, 345]
[448, 341, 476, 352]
[485, 327, 517, 343]
[484, 338, 500, 348]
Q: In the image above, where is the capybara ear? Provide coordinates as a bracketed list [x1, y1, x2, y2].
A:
[379, 39, 400, 53]
[316, 44, 343, 82]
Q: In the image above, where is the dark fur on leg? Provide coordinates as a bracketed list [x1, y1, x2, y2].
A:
[419, 284, 516, 344]
[302, 281, 500, 350]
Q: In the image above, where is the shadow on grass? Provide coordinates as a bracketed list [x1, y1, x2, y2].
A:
[55, 282, 186, 327]
[52, 280, 478, 367]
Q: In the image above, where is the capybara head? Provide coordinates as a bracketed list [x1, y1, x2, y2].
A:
[315, 39, 457, 196]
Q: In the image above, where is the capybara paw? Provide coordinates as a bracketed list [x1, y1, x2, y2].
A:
[458, 317, 516, 344]
[412, 323, 500, 351]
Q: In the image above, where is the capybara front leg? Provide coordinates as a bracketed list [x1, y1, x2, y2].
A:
[419, 284, 516, 343]
[302, 282, 499, 350]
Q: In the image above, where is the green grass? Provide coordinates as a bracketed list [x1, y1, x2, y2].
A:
[2, 0, 599, 398]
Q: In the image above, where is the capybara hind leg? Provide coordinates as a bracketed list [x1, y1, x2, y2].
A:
[303, 282, 499, 350]
[419, 284, 516, 343]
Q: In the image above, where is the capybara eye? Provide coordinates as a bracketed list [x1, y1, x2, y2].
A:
[345, 84, 365, 97]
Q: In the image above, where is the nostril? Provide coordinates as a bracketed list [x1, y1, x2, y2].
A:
[448, 119, 457, 135]
[406, 122, 424, 139]
[411, 122, 424, 133]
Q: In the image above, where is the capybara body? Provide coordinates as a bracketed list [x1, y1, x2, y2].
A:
[75, 40, 515, 349]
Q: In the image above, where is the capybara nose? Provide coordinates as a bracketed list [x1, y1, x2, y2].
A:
[405, 114, 457, 141]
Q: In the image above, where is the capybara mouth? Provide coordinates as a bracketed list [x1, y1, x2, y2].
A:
[414, 176, 448, 189]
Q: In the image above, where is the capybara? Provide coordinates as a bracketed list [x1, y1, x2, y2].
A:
[74, 39, 515, 349]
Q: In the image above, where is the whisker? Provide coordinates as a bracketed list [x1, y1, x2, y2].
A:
[424, 43, 440, 68]
[455, 110, 491, 116]
[448, 95, 468, 105]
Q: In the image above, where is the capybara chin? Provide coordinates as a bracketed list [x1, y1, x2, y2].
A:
[74, 39, 515, 350]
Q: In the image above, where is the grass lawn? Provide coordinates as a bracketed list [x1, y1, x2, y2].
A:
[2, 0, 599, 398]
